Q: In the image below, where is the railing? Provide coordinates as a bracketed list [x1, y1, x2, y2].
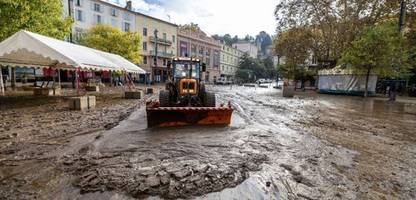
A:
[149, 51, 174, 58]
[149, 36, 173, 45]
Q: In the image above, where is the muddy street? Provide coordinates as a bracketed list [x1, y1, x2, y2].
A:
[1, 86, 416, 199]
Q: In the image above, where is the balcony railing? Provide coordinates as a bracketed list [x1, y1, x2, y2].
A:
[149, 51, 174, 58]
[149, 36, 173, 46]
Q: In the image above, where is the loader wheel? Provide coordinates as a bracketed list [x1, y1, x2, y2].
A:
[159, 90, 170, 107]
[204, 92, 216, 107]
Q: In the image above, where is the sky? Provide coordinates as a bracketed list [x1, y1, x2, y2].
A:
[111, 0, 277, 37]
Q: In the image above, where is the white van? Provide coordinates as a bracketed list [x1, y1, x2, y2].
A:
[216, 77, 232, 85]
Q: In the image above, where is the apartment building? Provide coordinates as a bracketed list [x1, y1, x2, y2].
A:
[62, 0, 177, 82]
[136, 14, 177, 83]
[177, 28, 221, 83]
[65, 0, 136, 41]
[233, 41, 258, 58]
[220, 44, 243, 81]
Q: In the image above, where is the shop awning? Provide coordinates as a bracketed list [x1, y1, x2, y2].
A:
[0, 30, 145, 74]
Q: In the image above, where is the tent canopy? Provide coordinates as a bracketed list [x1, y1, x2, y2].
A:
[0, 30, 145, 74]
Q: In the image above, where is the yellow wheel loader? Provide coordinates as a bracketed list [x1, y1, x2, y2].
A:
[146, 57, 233, 128]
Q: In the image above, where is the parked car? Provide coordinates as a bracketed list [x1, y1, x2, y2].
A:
[256, 79, 266, 84]
[216, 77, 232, 85]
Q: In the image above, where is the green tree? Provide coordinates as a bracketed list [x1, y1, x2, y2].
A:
[236, 53, 277, 82]
[0, 0, 73, 41]
[339, 22, 409, 97]
[274, 0, 404, 63]
[274, 27, 313, 80]
[79, 25, 142, 64]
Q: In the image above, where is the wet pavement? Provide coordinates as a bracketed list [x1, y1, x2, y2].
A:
[1, 85, 416, 199]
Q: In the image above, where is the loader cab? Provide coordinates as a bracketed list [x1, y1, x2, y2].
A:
[165, 57, 208, 102]
[168, 57, 205, 82]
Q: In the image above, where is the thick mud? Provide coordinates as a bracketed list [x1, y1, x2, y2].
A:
[1, 85, 415, 199]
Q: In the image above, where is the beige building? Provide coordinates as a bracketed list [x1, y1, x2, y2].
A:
[136, 14, 177, 83]
[220, 44, 243, 81]
[233, 41, 258, 58]
[177, 28, 221, 83]
[61, 0, 178, 83]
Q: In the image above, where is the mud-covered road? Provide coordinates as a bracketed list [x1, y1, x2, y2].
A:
[1, 85, 416, 199]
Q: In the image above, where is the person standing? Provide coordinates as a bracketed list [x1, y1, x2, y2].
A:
[389, 81, 397, 101]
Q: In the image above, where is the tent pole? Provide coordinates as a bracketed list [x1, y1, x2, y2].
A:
[76, 67, 80, 96]
[58, 69, 61, 87]
[11, 67, 16, 90]
[0, 65, 4, 96]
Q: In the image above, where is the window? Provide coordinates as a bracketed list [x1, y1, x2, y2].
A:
[95, 15, 102, 24]
[163, 33, 167, 40]
[123, 13, 130, 21]
[75, 10, 82, 21]
[163, 59, 167, 66]
[75, 0, 81, 6]
[74, 28, 83, 41]
[172, 35, 175, 43]
[124, 22, 130, 32]
[93, 3, 101, 12]
[111, 8, 117, 17]
[143, 56, 147, 64]
[143, 27, 147, 36]
[143, 42, 147, 51]
[111, 19, 118, 27]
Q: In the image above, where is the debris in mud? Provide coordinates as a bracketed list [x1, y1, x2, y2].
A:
[61, 132, 270, 198]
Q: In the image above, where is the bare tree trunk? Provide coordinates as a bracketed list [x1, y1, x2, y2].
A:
[364, 68, 371, 98]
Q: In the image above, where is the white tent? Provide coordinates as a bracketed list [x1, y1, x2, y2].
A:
[0, 30, 145, 73]
[92, 50, 146, 74]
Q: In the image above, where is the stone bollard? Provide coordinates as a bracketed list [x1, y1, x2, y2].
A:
[125, 90, 143, 99]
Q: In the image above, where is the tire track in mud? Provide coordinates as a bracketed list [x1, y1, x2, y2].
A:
[59, 87, 281, 199]
[57, 86, 361, 199]
[213, 86, 361, 200]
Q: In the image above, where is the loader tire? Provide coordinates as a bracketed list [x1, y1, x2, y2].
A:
[159, 90, 170, 107]
[204, 92, 216, 107]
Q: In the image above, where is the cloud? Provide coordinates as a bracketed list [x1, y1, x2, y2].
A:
[115, 0, 277, 37]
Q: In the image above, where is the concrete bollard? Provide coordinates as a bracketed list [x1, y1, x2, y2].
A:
[53, 87, 61, 96]
[125, 91, 142, 99]
[33, 88, 54, 96]
[87, 96, 96, 109]
[69, 96, 88, 111]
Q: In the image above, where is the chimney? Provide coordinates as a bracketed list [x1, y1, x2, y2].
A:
[126, 0, 132, 10]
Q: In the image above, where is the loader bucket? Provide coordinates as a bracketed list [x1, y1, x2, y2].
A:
[146, 101, 233, 128]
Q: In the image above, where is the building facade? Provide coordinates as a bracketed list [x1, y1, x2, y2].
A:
[233, 41, 258, 58]
[220, 44, 243, 81]
[66, 0, 137, 41]
[135, 14, 177, 83]
[62, 0, 177, 83]
[177, 28, 221, 83]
